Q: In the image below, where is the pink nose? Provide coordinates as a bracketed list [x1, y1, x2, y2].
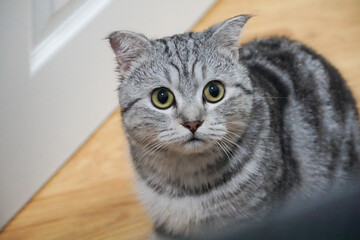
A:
[182, 121, 203, 133]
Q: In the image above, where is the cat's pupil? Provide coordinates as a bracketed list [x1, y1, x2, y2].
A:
[157, 90, 169, 104]
[209, 84, 220, 97]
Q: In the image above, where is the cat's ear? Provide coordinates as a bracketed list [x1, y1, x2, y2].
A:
[207, 15, 252, 57]
[108, 31, 150, 76]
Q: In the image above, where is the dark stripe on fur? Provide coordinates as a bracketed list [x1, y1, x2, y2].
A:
[248, 64, 300, 194]
[121, 98, 141, 115]
[234, 83, 253, 94]
[173, 35, 189, 78]
[170, 62, 181, 81]
[164, 68, 172, 83]
[158, 39, 171, 57]
[201, 64, 207, 80]
[191, 59, 199, 79]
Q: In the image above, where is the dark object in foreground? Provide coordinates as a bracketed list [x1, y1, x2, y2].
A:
[200, 180, 360, 240]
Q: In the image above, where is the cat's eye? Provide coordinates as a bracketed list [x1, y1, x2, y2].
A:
[151, 87, 175, 109]
[203, 81, 225, 103]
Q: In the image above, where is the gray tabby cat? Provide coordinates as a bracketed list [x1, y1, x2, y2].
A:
[108, 15, 360, 239]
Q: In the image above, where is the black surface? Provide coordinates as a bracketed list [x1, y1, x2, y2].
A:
[201, 181, 360, 240]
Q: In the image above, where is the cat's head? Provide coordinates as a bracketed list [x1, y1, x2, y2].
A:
[108, 15, 253, 154]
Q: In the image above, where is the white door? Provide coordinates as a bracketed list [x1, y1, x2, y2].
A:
[0, 0, 215, 229]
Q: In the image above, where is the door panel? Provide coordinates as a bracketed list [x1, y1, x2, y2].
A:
[0, 0, 216, 229]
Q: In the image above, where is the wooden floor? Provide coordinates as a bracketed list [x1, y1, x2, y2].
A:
[1, 0, 360, 239]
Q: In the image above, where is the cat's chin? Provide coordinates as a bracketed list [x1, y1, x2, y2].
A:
[171, 138, 212, 154]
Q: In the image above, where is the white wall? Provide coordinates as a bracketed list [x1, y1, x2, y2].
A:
[0, 0, 216, 230]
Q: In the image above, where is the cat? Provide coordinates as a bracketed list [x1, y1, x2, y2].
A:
[108, 15, 360, 239]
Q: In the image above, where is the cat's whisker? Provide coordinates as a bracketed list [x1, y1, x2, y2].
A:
[214, 140, 230, 160]
[210, 135, 234, 161]
[210, 128, 243, 142]
[224, 130, 242, 139]
[136, 141, 168, 166]
[222, 135, 241, 148]
[137, 136, 158, 147]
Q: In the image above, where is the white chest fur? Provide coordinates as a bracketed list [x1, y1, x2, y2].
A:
[136, 178, 209, 234]
[134, 156, 261, 235]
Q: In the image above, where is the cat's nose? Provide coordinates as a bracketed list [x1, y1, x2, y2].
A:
[182, 121, 203, 133]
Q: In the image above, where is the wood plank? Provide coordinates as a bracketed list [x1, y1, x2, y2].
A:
[1, 0, 360, 239]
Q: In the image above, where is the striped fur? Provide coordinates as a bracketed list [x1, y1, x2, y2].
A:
[108, 15, 360, 239]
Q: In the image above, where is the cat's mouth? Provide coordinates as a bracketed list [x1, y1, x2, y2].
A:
[185, 136, 204, 143]
[177, 135, 211, 153]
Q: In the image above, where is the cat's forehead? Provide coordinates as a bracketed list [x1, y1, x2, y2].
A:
[153, 33, 205, 61]
[131, 33, 235, 97]
[149, 33, 207, 94]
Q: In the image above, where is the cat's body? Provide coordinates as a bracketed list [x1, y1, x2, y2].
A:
[108, 15, 360, 239]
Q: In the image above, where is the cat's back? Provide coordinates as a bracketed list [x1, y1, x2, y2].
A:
[239, 37, 360, 194]
[238, 36, 355, 109]
[238, 36, 358, 129]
